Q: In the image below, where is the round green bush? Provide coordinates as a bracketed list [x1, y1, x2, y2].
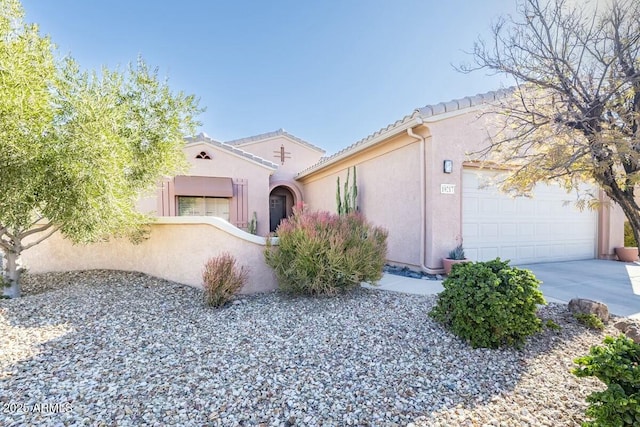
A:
[430, 258, 546, 349]
[573, 335, 640, 427]
[264, 207, 388, 295]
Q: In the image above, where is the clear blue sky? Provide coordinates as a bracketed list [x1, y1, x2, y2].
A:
[21, 0, 517, 155]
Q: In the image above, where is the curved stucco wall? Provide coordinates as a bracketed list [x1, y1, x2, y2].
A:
[22, 217, 278, 293]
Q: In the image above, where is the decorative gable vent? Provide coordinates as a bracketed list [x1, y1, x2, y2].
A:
[195, 151, 211, 159]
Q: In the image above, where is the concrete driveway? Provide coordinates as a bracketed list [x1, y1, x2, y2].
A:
[519, 259, 640, 319]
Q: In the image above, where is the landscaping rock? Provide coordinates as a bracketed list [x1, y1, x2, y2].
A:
[568, 298, 610, 323]
[614, 320, 631, 332]
[626, 326, 640, 344]
[616, 320, 640, 344]
[0, 270, 634, 426]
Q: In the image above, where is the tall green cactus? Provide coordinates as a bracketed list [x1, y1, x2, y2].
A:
[336, 166, 358, 215]
[336, 177, 343, 215]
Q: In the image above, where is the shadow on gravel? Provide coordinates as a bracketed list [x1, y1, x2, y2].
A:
[0, 270, 614, 426]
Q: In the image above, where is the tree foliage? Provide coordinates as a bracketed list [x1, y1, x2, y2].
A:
[0, 0, 202, 297]
[465, 0, 640, 244]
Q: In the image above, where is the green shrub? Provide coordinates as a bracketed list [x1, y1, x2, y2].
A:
[545, 319, 562, 331]
[430, 258, 546, 349]
[573, 335, 640, 427]
[264, 207, 387, 295]
[624, 221, 638, 247]
[574, 313, 606, 330]
[202, 253, 248, 307]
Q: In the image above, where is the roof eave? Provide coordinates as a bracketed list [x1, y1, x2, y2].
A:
[295, 115, 422, 180]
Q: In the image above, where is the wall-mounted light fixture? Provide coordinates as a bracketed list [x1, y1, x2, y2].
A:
[443, 160, 453, 174]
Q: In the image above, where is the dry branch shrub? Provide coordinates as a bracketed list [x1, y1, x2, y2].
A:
[202, 252, 248, 307]
[265, 208, 387, 295]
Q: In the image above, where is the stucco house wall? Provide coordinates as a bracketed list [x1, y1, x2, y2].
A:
[229, 131, 325, 182]
[137, 137, 277, 237]
[24, 89, 627, 291]
[301, 133, 423, 267]
[298, 90, 625, 272]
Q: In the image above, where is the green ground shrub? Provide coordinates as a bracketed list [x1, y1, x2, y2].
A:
[624, 221, 638, 247]
[574, 313, 606, 330]
[264, 207, 387, 295]
[430, 258, 546, 349]
[573, 335, 640, 427]
[202, 253, 248, 307]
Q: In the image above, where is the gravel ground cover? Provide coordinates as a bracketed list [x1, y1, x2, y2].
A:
[0, 270, 630, 426]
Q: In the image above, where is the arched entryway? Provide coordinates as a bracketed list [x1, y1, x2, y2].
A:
[269, 185, 295, 232]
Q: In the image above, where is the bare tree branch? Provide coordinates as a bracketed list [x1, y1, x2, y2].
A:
[18, 221, 54, 240]
[22, 226, 61, 251]
[464, 0, 640, 244]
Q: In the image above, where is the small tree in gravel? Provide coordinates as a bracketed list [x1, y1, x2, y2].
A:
[0, 0, 201, 298]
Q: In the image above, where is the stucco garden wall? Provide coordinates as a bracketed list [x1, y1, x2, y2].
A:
[22, 217, 278, 293]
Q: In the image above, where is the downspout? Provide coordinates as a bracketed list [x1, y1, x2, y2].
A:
[407, 121, 441, 274]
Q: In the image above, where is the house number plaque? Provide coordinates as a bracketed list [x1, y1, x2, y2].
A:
[440, 184, 455, 194]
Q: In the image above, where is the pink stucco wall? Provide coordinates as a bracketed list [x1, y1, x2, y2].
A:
[237, 135, 324, 182]
[300, 108, 623, 272]
[301, 134, 423, 268]
[137, 142, 275, 237]
[22, 217, 278, 293]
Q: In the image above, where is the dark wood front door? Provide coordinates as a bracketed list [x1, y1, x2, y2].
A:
[269, 195, 286, 232]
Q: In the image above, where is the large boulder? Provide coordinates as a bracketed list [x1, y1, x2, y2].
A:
[568, 298, 610, 323]
[615, 320, 640, 344]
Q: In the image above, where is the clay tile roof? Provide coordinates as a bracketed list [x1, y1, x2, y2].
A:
[295, 88, 513, 179]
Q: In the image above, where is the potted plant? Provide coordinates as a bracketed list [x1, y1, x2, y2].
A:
[443, 243, 469, 275]
[615, 221, 639, 262]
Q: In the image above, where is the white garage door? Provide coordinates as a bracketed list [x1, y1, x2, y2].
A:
[462, 169, 597, 264]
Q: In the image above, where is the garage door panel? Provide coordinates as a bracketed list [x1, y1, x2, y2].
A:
[480, 223, 499, 239]
[462, 170, 596, 265]
[501, 223, 517, 238]
[480, 199, 499, 215]
[479, 247, 499, 260]
[500, 200, 517, 214]
[535, 223, 551, 237]
[500, 246, 518, 261]
[520, 223, 535, 237]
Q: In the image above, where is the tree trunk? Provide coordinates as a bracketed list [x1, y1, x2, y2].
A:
[603, 186, 640, 250]
[2, 249, 23, 299]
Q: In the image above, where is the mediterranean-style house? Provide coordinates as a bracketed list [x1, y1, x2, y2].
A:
[138, 89, 625, 273]
[137, 129, 325, 237]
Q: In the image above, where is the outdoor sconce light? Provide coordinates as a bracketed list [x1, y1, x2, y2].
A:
[443, 160, 453, 174]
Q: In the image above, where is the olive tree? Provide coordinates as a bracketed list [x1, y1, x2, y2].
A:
[0, 0, 201, 297]
[464, 0, 640, 243]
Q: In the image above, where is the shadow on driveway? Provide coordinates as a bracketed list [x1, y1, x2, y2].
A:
[519, 259, 640, 319]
